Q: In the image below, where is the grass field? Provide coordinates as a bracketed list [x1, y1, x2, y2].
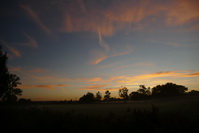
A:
[34, 96, 199, 116]
[1, 96, 199, 133]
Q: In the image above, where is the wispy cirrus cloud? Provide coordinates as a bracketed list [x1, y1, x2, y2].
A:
[7, 46, 21, 57]
[1, 40, 21, 58]
[23, 32, 38, 48]
[98, 27, 110, 51]
[16, 32, 39, 48]
[90, 50, 107, 65]
[21, 84, 69, 90]
[91, 55, 107, 65]
[21, 5, 52, 35]
[90, 45, 133, 65]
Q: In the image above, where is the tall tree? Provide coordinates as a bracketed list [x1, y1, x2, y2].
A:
[0, 46, 8, 98]
[0, 46, 22, 103]
[95, 91, 102, 101]
[104, 90, 111, 101]
[118, 86, 128, 100]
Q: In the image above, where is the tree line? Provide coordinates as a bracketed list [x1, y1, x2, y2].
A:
[79, 83, 199, 103]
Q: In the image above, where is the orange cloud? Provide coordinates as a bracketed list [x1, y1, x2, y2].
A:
[21, 84, 69, 90]
[80, 84, 109, 91]
[80, 84, 122, 92]
[92, 56, 107, 65]
[114, 71, 199, 84]
[90, 50, 107, 65]
[166, 0, 199, 26]
[61, 0, 199, 36]
[90, 44, 133, 65]
[61, 0, 149, 36]
[183, 72, 199, 77]
[21, 5, 52, 35]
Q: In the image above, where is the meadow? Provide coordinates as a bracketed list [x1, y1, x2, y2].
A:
[36, 96, 199, 116]
[1, 95, 199, 133]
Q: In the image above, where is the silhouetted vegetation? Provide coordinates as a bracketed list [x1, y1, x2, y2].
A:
[104, 90, 111, 101]
[118, 86, 128, 101]
[18, 98, 32, 104]
[0, 46, 22, 104]
[95, 91, 102, 101]
[187, 90, 199, 96]
[152, 82, 188, 97]
[79, 92, 95, 103]
[129, 85, 151, 100]
[79, 82, 190, 103]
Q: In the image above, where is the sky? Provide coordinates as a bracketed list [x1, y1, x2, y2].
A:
[1, 0, 199, 101]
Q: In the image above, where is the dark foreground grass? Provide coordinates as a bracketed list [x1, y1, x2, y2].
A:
[1, 96, 199, 133]
[1, 105, 199, 133]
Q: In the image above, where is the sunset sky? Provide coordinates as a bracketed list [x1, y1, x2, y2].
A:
[1, 0, 199, 101]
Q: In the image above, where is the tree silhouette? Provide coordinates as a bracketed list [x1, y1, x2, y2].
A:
[104, 90, 111, 101]
[0, 46, 22, 103]
[188, 90, 199, 96]
[152, 82, 188, 97]
[129, 85, 150, 100]
[118, 86, 128, 100]
[137, 85, 151, 96]
[79, 92, 95, 103]
[95, 91, 102, 101]
[129, 92, 146, 100]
